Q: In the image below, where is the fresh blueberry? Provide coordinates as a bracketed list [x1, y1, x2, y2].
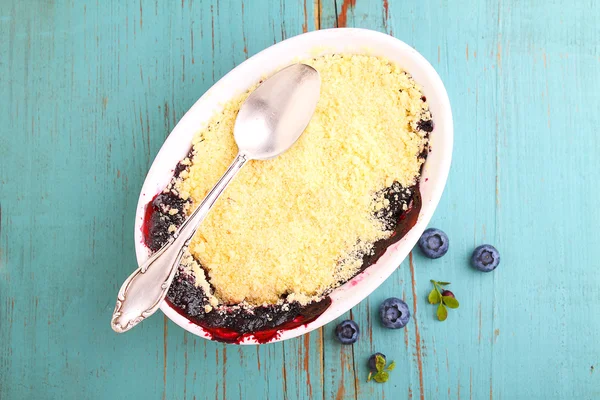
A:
[471, 244, 500, 272]
[418, 228, 449, 259]
[368, 353, 386, 372]
[441, 290, 455, 298]
[379, 298, 411, 329]
[335, 320, 360, 344]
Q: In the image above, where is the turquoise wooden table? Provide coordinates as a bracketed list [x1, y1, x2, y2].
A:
[1, 0, 599, 399]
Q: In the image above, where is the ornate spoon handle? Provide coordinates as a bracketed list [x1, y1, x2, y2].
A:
[111, 154, 248, 333]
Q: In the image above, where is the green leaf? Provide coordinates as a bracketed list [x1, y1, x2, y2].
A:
[437, 281, 451, 286]
[375, 354, 386, 372]
[373, 371, 390, 383]
[437, 303, 448, 321]
[428, 288, 441, 304]
[386, 361, 396, 371]
[442, 296, 459, 309]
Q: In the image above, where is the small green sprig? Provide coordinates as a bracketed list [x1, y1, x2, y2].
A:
[428, 280, 460, 321]
[367, 355, 396, 383]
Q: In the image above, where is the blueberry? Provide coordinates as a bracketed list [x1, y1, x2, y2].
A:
[152, 193, 169, 210]
[418, 228, 449, 259]
[335, 320, 360, 344]
[152, 193, 186, 214]
[471, 244, 500, 272]
[417, 119, 434, 132]
[368, 353, 386, 372]
[146, 193, 189, 251]
[379, 298, 410, 329]
[147, 213, 173, 251]
[441, 290, 455, 298]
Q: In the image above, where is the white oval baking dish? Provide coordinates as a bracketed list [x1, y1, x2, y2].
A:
[133, 28, 453, 344]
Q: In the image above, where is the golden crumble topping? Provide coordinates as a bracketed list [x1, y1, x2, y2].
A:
[174, 54, 430, 306]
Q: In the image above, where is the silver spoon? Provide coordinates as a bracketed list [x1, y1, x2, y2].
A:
[111, 64, 321, 333]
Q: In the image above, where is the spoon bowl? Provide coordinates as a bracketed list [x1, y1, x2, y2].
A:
[235, 64, 320, 160]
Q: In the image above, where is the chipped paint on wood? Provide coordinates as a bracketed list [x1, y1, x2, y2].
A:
[336, 0, 355, 27]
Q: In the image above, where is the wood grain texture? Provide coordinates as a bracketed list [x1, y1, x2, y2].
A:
[1, 0, 599, 399]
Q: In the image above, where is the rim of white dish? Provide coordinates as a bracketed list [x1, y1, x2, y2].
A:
[133, 28, 453, 344]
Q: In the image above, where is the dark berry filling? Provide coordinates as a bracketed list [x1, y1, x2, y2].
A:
[375, 182, 415, 230]
[142, 192, 188, 252]
[143, 141, 427, 342]
[417, 118, 434, 133]
[166, 275, 332, 343]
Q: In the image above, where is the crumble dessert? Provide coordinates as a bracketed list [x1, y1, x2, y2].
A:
[143, 54, 433, 342]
